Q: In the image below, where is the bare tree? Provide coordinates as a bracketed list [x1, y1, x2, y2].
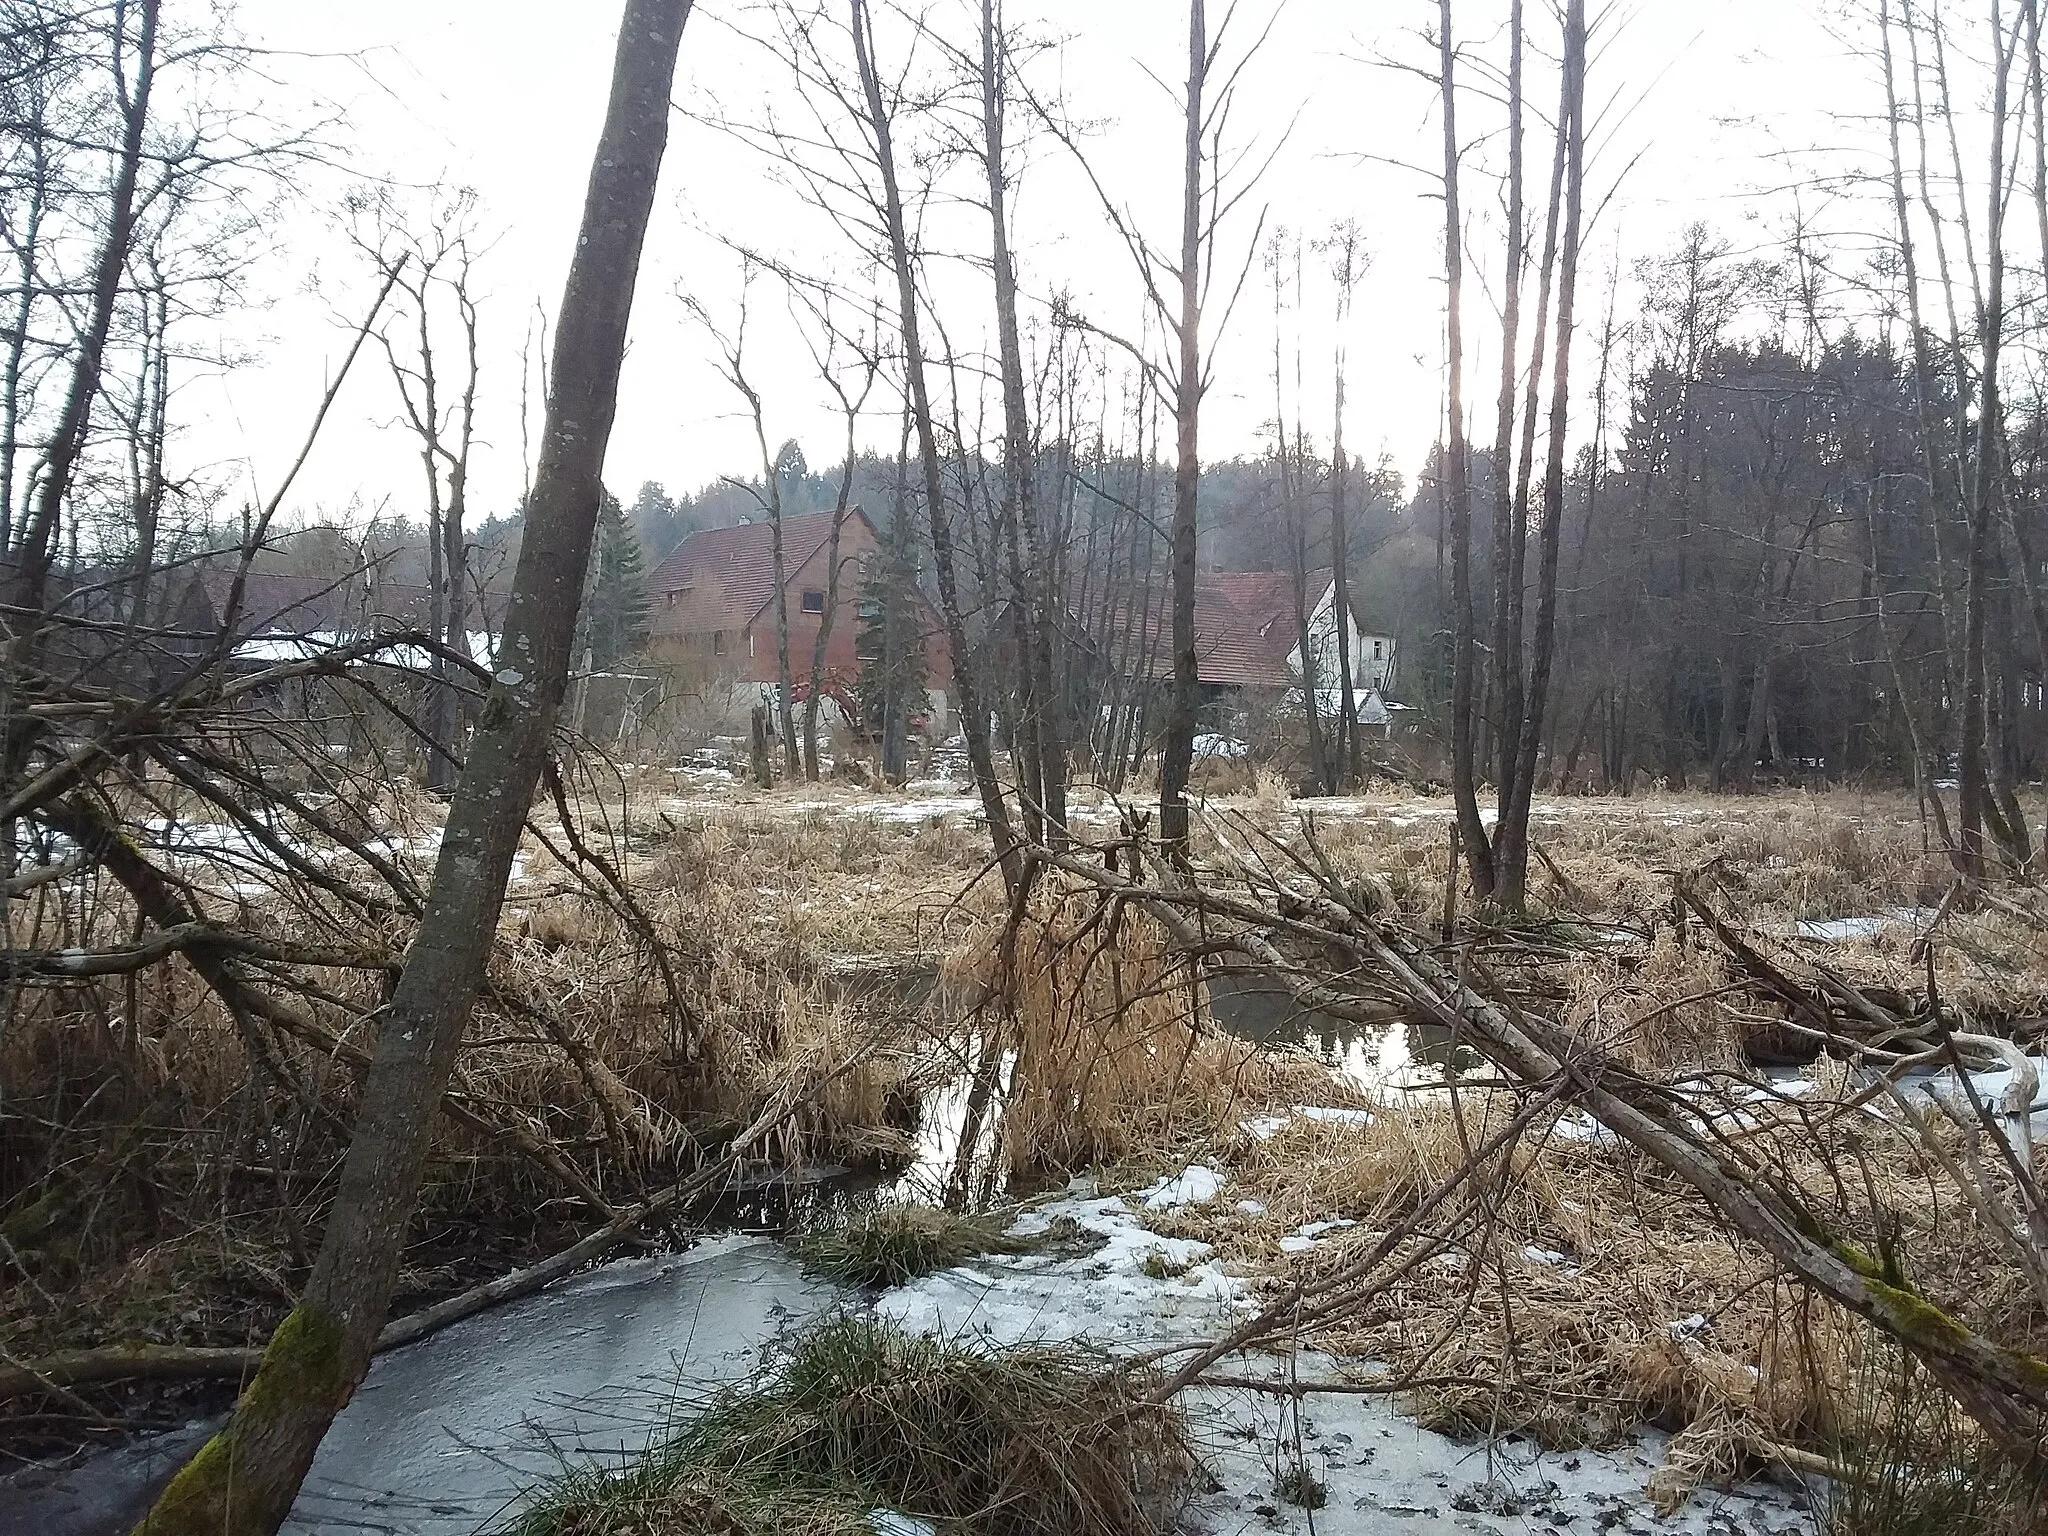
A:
[849, 0, 1022, 890]
[794, 291, 880, 781]
[1320, 218, 1365, 786]
[1438, 0, 1489, 898]
[1958, 0, 2020, 877]
[1434, 0, 1590, 911]
[353, 190, 484, 791]
[1495, 0, 1587, 908]
[689, 266, 802, 783]
[980, 0, 1069, 846]
[136, 4, 692, 1527]
[1031, 0, 1277, 854]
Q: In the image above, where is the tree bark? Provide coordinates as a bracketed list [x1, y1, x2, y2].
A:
[8, 0, 156, 595]
[1159, 0, 1206, 858]
[1439, 0, 1492, 900]
[1958, 0, 2014, 878]
[1496, 0, 1585, 911]
[1488, 0, 1526, 801]
[1328, 228, 1361, 787]
[983, 0, 1069, 848]
[769, 468, 800, 782]
[803, 488, 850, 782]
[133, 6, 690, 1531]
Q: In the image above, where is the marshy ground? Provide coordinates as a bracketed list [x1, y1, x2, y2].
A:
[5, 767, 2046, 1533]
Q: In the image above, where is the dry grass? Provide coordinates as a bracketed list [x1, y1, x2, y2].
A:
[792, 1203, 1038, 1287]
[942, 892, 1367, 1189]
[1146, 1060, 2048, 1507]
[1, 788, 993, 1381]
[14, 761, 2048, 1505]
[506, 1317, 1198, 1536]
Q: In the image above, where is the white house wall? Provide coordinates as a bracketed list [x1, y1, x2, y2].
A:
[1286, 584, 1395, 698]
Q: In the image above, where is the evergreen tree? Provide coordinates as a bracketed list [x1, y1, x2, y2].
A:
[577, 490, 651, 668]
[854, 514, 927, 769]
[628, 479, 686, 562]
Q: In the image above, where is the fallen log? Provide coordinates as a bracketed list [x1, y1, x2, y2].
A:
[0, 1076, 836, 1406]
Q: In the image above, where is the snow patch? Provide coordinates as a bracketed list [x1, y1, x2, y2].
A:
[1142, 1164, 1226, 1210]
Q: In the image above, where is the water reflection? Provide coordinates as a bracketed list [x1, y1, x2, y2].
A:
[1203, 967, 1482, 1096]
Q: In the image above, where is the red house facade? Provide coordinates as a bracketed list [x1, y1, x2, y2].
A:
[646, 509, 952, 731]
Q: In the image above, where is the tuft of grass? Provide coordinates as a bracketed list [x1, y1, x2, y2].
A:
[1137, 1249, 1189, 1280]
[792, 1202, 1037, 1287]
[508, 1316, 1197, 1536]
[518, 1462, 873, 1536]
[1274, 1464, 1328, 1509]
[1820, 1342, 2026, 1536]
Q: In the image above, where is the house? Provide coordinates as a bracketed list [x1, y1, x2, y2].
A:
[646, 508, 952, 733]
[1104, 567, 1395, 719]
[162, 567, 505, 679]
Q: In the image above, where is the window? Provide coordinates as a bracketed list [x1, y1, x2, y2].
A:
[1372, 639, 1383, 661]
[712, 630, 727, 656]
[665, 591, 676, 608]
[801, 588, 825, 615]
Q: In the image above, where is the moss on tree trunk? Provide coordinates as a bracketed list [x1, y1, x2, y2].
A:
[134, 1306, 348, 1536]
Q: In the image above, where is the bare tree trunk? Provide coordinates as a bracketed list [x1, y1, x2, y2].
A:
[444, 271, 478, 755]
[1488, 0, 1527, 799]
[982, 0, 1068, 847]
[1271, 238, 1328, 792]
[768, 461, 799, 782]
[133, 7, 690, 1531]
[1959, 0, 2016, 878]
[881, 410, 913, 782]
[1502, 35, 1569, 814]
[803, 487, 851, 782]
[1497, 0, 1585, 911]
[1439, 0, 1492, 900]
[851, 0, 1020, 892]
[1883, 0, 1967, 859]
[1159, 0, 1206, 858]
[7, 0, 156, 596]
[1327, 224, 1363, 787]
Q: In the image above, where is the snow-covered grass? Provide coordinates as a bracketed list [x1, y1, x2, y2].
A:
[872, 1168, 1817, 1534]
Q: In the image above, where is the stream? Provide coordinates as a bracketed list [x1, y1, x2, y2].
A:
[0, 1238, 841, 1536]
[0, 979, 1766, 1536]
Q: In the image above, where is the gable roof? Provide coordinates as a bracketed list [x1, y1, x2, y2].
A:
[1116, 568, 1337, 688]
[648, 509, 876, 632]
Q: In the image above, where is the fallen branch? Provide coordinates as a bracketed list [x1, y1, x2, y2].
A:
[0, 1032, 872, 1406]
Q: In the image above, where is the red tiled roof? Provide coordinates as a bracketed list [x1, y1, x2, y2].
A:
[1122, 568, 1334, 688]
[648, 510, 874, 633]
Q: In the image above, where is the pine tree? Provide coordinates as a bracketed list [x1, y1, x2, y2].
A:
[628, 479, 684, 561]
[854, 515, 927, 768]
[578, 490, 651, 668]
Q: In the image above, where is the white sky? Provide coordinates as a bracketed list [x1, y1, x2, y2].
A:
[182, 0, 1867, 530]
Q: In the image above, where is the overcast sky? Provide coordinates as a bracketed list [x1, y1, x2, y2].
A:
[184, 0, 1865, 531]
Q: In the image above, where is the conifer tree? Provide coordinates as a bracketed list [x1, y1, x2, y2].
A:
[854, 521, 926, 771]
[577, 490, 651, 668]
